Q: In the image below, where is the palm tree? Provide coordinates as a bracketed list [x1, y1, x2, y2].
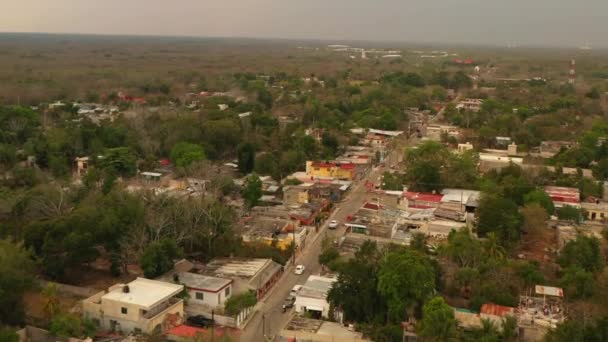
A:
[42, 283, 61, 319]
[484, 232, 506, 260]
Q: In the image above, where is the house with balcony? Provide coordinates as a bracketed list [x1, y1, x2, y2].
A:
[83, 278, 184, 335]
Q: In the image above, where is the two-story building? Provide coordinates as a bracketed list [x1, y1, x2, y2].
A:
[305, 161, 357, 181]
[83, 278, 184, 334]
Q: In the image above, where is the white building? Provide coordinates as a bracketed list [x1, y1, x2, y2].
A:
[83, 278, 184, 334]
[295, 275, 337, 319]
[162, 272, 232, 309]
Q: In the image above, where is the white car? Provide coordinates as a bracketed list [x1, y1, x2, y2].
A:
[294, 265, 305, 275]
[328, 220, 339, 229]
[290, 285, 303, 296]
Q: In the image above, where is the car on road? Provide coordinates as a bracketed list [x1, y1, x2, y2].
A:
[328, 220, 339, 229]
[294, 264, 305, 275]
[290, 284, 303, 296]
[282, 295, 296, 312]
[186, 315, 215, 328]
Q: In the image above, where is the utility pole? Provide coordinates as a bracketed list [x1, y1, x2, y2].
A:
[262, 313, 266, 338]
[211, 310, 215, 342]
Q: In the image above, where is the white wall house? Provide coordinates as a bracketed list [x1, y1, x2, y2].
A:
[294, 275, 337, 319]
[83, 278, 184, 334]
[171, 272, 233, 308]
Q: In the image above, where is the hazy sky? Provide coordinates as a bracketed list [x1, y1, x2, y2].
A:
[2, 0, 608, 47]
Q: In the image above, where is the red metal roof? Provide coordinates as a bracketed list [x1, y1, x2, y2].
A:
[480, 303, 515, 317]
[166, 325, 206, 338]
[404, 191, 444, 203]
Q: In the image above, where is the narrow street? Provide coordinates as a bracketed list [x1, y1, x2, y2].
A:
[240, 142, 406, 342]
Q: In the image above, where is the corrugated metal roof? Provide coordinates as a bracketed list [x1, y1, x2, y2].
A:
[480, 303, 515, 317]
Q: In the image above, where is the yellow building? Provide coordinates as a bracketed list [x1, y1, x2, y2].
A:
[582, 202, 608, 222]
[306, 161, 356, 180]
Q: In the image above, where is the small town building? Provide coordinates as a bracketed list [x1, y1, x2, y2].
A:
[457, 142, 474, 153]
[279, 316, 369, 342]
[403, 191, 444, 210]
[539, 141, 577, 158]
[456, 98, 484, 112]
[294, 275, 337, 319]
[305, 161, 357, 181]
[201, 258, 283, 300]
[159, 272, 232, 309]
[581, 201, 608, 221]
[74, 157, 90, 177]
[480, 303, 516, 331]
[544, 186, 581, 208]
[82, 278, 184, 334]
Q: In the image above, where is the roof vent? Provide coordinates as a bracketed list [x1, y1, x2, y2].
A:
[173, 274, 180, 283]
[123, 285, 130, 293]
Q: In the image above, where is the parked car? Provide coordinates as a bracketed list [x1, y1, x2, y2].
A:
[187, 315, 215, 328]
[294, 264, 305, 275]
[282, 296, 296, 312]
[290, 284, 303, 296]
[328, 220, 339, 229]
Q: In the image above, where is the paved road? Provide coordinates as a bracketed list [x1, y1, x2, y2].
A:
[240, 145, 405, 342]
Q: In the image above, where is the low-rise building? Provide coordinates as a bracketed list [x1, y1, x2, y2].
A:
[159, 272, 232, 309]
[403, 191, 444, 210]
[305, 161, 357, 181]
[456, 98, 484, 112]
[425, 124, 460, 141]
[201, 258, 283, 300]
[278, 316, 369, 342]
[294, 275, 337, 319]
[518, 285, 565, 341]
[83, 278, 184, 334]
[480, 303, 516, 331]
[581, 201, 608, 221]
[241, 215, 306, 251]
[544, 186, 581, 208]
[539, 141, 577, 158]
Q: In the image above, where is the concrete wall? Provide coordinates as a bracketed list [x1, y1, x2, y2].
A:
[295, 296, 331, 318]
[187, 284, 232, 308]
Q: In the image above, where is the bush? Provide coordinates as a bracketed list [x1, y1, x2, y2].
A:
[224, 290, 257, 316]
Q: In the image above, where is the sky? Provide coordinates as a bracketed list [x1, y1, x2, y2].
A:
[2, 0, 608, 47]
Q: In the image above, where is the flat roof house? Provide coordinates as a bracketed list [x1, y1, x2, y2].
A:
[159, 272, 232, 309]
[83, 278, 184, 335]
[294, 275, 337, 319]
[202, 258, 283, 300]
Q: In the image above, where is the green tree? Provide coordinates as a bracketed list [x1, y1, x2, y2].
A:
[0, 327, 19, 342]
[524, 189, 555, 214]
[257, 89, 273, 109]
[49, 313, 96, 338]
[237, 142, 256, 174]
[254, 153, 280, 180]
[560, 266, 594, 299]
[0, 240, 36, 326]
[476, 194, 522, 246]
[556, 206, 582, 222]
[140, 239, 183, 278]
[441, 228, 483, 268]
[417, 297, 458, 342]
[224, 290, 257, 316]
[42, 283, 61, 319]
[558, 235, 603, 273]
[378, 248, 436, 321]
[328, 241, 386, 323]
[100, 147, 137, 177]
[242, 174, 262, 208]
[170, 142, 206, 168]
